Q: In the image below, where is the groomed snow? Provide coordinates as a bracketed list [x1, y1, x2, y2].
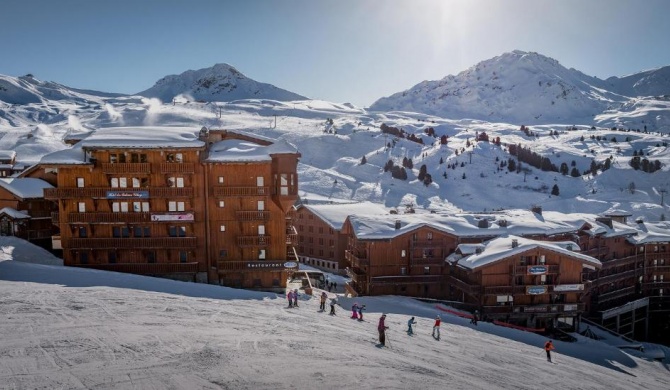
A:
[0, 237, 667, 389]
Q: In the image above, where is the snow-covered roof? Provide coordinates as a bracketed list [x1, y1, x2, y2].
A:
[627, 221, 670, 244]
[0, 178, 53, 199]
[206, 136, 298, 163]
[448, 235, 602, 271]
[299, 202, 389, 230]
[39, 144, 88, 165]
[0, 150, 16, 161]
[0, 207, 30, 219]
[81, 127, 205, 149]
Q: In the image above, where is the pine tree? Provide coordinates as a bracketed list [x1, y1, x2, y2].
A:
[570, 167, 580, 177]
[361, 155, 367, 165]
[551, 184, 560, 196]
[418, 164, 427, 181]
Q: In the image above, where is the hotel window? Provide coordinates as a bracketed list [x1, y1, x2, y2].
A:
[146, 251, 156, 263]
[220, 225, 226, 232]
[497, 295, 513, 306]
[166, 153, 182, 163]
[179, 251, 188, 263]
[218, 176, 224, 184]
[169, 226, 187, 237]
[259, 249, 266, 260]
[319, 227, 323, 234]
[167, 177, 184, 188]
[424, 266, 430, 275]
[130, 153, 147, 163]
[110, 153, 126, 163]
[133, 202, 150, 212]
[77, 226, 87, 238]
[401, 250, 406, 257]
[318, 249, 324, 256]
[539, 255, 546, 264]
[168, 201, 185, 212]
[108, 251, 117, 264]
[132, 178, 141, 188]
[427, 232, 433, 240]
[219, 250, 228, 258]
[78, 202, 86, 213]
[540, 275, 547, 285]
[279, 174, 289, 195]
[308, 226, 313, 233]
[110, 178, 119, 188]
[319, 238, 324, 245]
[112, 226, 130, 238]
[79, 252, 89, 264]
[219, 200, 225, 208]
[134, 227, 151, 237]
[76, 177, 85, 187]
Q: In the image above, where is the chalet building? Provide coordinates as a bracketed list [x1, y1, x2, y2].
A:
[0, 150, 24, 177]
[0, 178, 57, 249]
[294, 202, 387, 274]
[342, 214, 462, 298]
[447, 235, 601, 331]
[40, 126, 300, 290]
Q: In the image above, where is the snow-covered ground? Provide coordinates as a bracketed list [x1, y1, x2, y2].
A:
[1, 237, 668, 389]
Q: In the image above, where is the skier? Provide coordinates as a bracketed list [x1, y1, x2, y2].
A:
[378, 314, 389, 346]
[287, 290, 293, 308]
[544, 340, 555, 362]
[351, 303, 359, 319]
[357, 304, 366, 321]
[407, 316, 417, 335]
[432, 315, 441, 340]
[319, 291, 327, 311]
[293, 289, 299, 307]
[329, 298, 337, 315]
[470, 310, 479, 326]
[333, 282, 338, 291]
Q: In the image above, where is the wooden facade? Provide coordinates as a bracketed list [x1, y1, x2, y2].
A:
[294, 206, 344, 273]
[448, 240, 597, 330]
[0, 179, 57, 249]
[43, 127, 300, 290]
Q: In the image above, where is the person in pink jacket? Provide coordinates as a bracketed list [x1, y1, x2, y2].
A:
[287, 290, 293, 308]
[377, 314, 389, 346]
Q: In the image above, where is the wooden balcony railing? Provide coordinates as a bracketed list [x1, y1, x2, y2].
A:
[410, 256, 446, 266]
[67, 237, 197, 249]
[236, 235, 270, 247]
[484, 285, 529, 295]
[286, 246, 298, 262]
[369, 275, 442, 285]
[345, 250, 369, 267]
[44, 187, 193, 199]
[26, 210, 54, 219]
[236, 211, 270, 221]
[24, 229, 54, 239]
[160, 163, 195, 174]
[410, 239, 446, 248]
[51, 212, 59, 224]
[101, 163, 151, 174]
[345, 267, 366, 283]
[63, 212, 151, 223]
[75, 262, 199, 275]
[446, 275, 479, 296]
[582, 246, 610, 256]
[592, 269, 638, 285]
[286, 226, 298, 245]
[594, 286, 637, 303]
[642, 281, 670, 289]
[600, 255, 641, 269]
[482, 303, 585, 315]
[213, 186, 270, 197]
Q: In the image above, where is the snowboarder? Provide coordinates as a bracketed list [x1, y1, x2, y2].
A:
[378, 314, 389, 346]
[357, 304, 366, 321]
[329, 298, 337, 315]
[544, 340, 555, 362]
[432, 315, 441, 340]
[287, 290, 293, 308]
[319, 292, 327, 311]
[470, 310, 479, 325]
[351, 303, 359, 319]
[293, 289, 299, 307]
[407, 317, 417, 335]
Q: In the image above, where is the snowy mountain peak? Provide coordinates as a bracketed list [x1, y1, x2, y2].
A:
[137, 63, 307, 103]
[369, 50, 669, 124]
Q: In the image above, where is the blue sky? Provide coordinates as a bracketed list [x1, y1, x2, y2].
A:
[2, 0, 670, 107]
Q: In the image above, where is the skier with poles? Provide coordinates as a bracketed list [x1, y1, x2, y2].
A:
[329, 298, 337, 315]
[357, 304, 366, 321]
[319, 291, 327, 312]
[293, 289, 299, 308]
[286, 290, 293, 308]
[351, 303, 359, 319]
[407, 316, 417, 335]
[378, 314, 389, 346]
[544, 340, 555, 362]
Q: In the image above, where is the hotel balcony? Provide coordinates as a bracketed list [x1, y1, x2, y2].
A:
[285, 226, 298, 245]
[213, 186, 270, 197]
[346, 266, 366, 284]
[67, 237, 197, 249]
[591, 269, 639, 286]
[75, 262, 199, 275]
[446, 275, 480, 296]
[410, 255, 446, 266]
[345, 249, 369, 267]
[44, 187, 193, 199]
[236, 235, 270, 247]
[101, 163, 151, 174]
[482, 303, 585, 315]
[236, 210, 270, 221]
[160, 162, 195, 174]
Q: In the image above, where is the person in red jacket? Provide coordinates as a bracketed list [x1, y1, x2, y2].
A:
[544, 340, 555, 362]
[432, 315, 441, 340]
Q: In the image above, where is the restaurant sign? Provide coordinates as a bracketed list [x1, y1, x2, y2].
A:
[151, 213, 195, 222]
[526, 285, 548, 295]
[527, 265, 548, 275]
[552, 284, 584, 292]
[106, 190, 149, 199]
